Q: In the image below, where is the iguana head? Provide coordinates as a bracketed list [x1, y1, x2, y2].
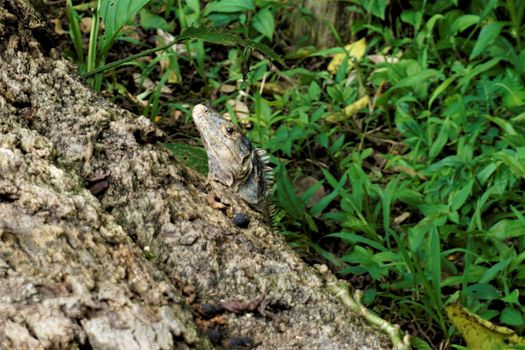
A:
[192, 104, 254, 188]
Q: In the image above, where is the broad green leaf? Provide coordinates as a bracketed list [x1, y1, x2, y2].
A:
[99, 0, 152, 55]
[204, 0, 254, 14]
[400, 10, 419, 28]
[381, 178, 398, 236]
[450, 180, 473, 211]
[488, 220, 525, 240]
[495, 151, 525, 177]
[501, 308, 524, 326]
[308, 81, 321, 101]
[464, 283, 500, 300]
[361, 0, 388, 20]
[252, 8, 275, 40]
[410, 336, 432, 350]
[501, 290, 521, 305]
[477, 163, 497, 184]
[140, 9, 175, 31]
[470, 22, 503, 60]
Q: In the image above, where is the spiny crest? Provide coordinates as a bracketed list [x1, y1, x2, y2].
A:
[255, 147, 274, 194]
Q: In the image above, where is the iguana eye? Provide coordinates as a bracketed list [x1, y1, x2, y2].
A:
[226, 127, 234, 134]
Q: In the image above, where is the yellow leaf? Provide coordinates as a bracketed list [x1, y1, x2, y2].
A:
[328, 38, 367, 74]
[446, 304, 525, 350]
[324, 112, 345, 124]
[344, 95, 370, 116]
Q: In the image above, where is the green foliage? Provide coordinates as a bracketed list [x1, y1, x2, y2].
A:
[241, 0, 525, 347]
[67, 0, 280, 92]
[66, 0, 152, 89]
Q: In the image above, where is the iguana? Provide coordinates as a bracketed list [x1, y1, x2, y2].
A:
[192, 104, 274, 219]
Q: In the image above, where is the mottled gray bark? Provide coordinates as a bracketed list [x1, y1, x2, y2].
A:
[0, 0, 390, 349]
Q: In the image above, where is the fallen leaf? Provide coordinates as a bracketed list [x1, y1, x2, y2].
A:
[225, 99, 250, 123]
[344, 95, 370, 116]
[328, 38, 367, 74]
[80, 17, 92, 33]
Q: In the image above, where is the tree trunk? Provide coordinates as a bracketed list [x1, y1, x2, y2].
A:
[0, 0, 390, 349]
[287, 0, 356, 49]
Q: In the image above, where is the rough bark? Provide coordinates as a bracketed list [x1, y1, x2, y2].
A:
[0, 0, 390, 349]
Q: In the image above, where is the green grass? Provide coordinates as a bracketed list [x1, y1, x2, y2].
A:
[65, 0, 525, 348]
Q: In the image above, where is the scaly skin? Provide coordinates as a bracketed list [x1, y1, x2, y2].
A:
[192, 104, 273, 217]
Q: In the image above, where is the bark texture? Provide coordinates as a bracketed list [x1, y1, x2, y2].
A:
[287, 0, 356, 49]
[0, 0, 390, 349]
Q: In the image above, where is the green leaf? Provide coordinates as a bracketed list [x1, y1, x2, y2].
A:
[428, 118, 449, 160]
[482, 114, 517, 136]
[501, 290, 521, 305]
[391, 69, 441, 90]
[410, 336, 433, 350]
[449, 14, 479, 36]
[204, 0, 255, 14]
[480, 260, 510, 284]
[424, 14, 443, 32]
[458, 58, 501, 91]
[450, 180, 473, 211]
[310, 170, 347, 216]
[99, 0, 152, 56]
[470, 22, 503, 60]
[500, 308, 524, 326]
[428, 226, 442, 308]
[464, 283, 500, 300]
[361, 0, 388, 20]
[275, 165, 304, 220]
[418, 204, 449, 217]
[429, 76, 456, 109]
[140, 8, 175, 31]
[327, 232, 386, 252]
[400, 10, 419, 28]
[488, 220, 525, 240]
[66, 0, 84, 64]
[252, 8, 275, 40]
[308, 81, 321, 101]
